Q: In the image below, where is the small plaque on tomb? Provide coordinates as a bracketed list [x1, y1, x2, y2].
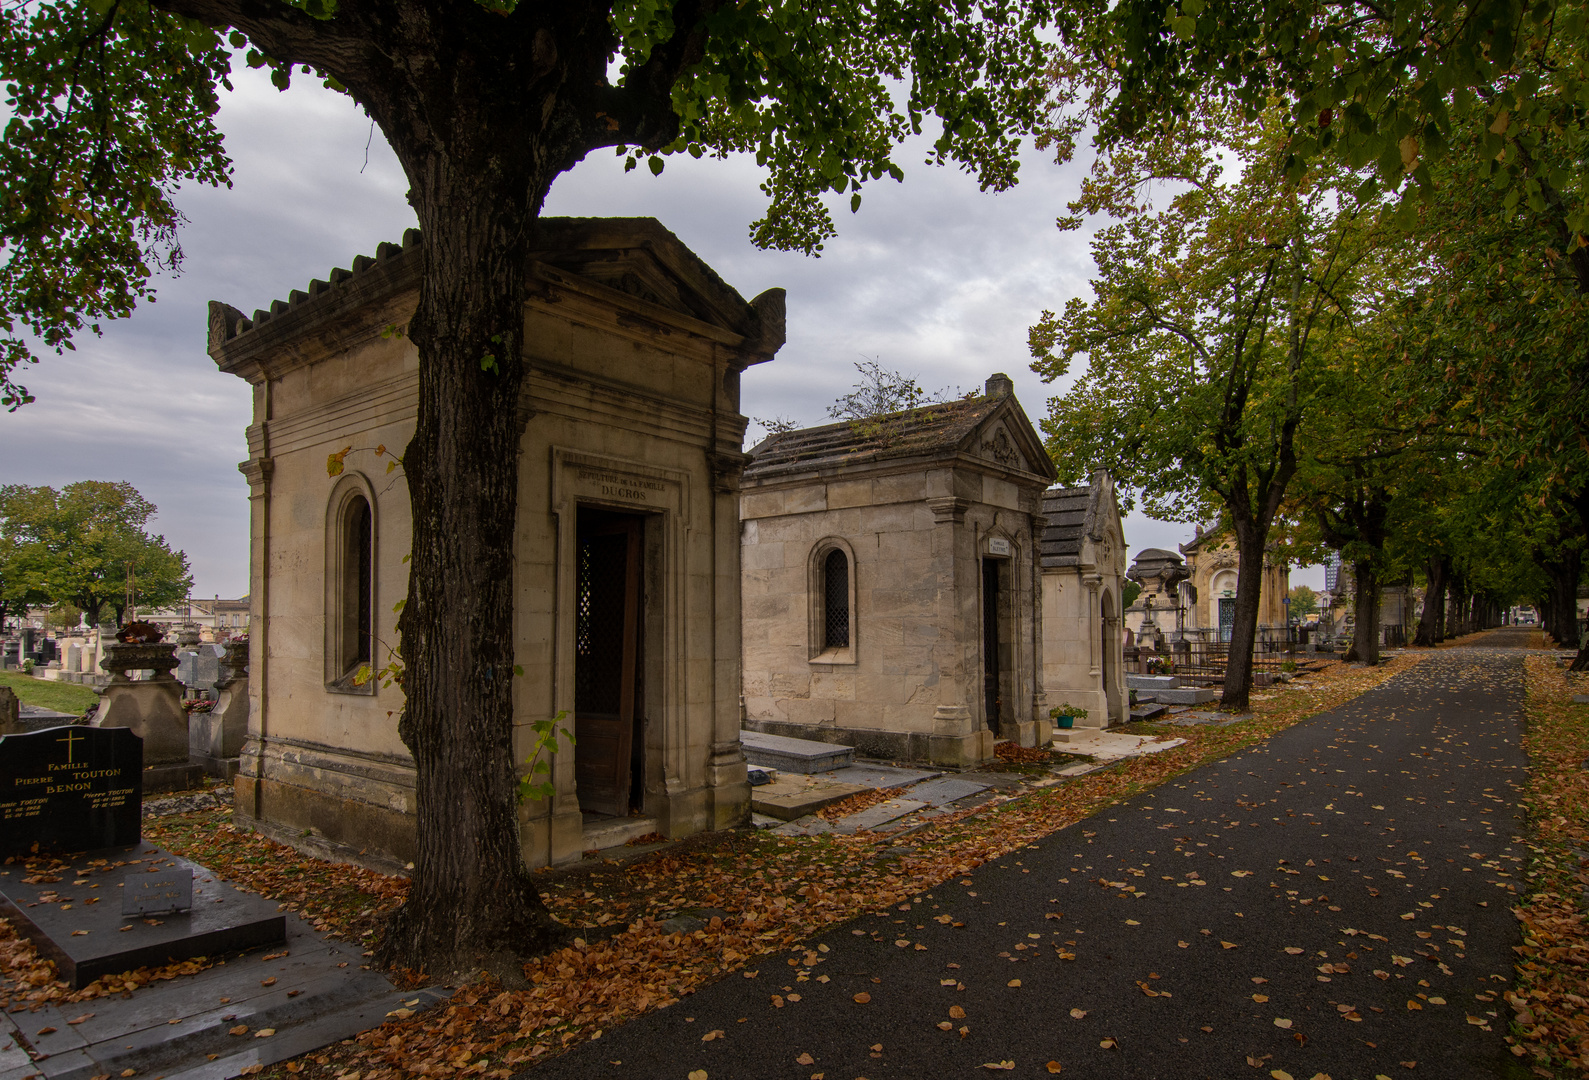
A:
[122, 865, 193, 915]
[0, 725, 142, 858]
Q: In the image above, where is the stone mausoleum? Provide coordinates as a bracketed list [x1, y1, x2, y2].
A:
[1037, 472, 1129, 730]
[210, 219, 784, 871]
[1125, 525, 1290, 642]
[738, 375, 1057, 766]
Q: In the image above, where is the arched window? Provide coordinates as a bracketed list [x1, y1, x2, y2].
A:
[325, 478, 377, 692]
[343, 495, 373, 669]
[809, 539, 857, 663]
[823, 548, 850, 649]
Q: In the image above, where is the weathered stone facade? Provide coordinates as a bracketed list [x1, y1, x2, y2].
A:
[1038, 473, 1129, 730]
[739, 375, 1057, 766]
[210, 218, 784, 871]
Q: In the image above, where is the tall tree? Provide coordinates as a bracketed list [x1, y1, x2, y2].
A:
[1031, 107, 1379, 708]
[0, 482, 192, 629]
[1, 0, 1070, 975]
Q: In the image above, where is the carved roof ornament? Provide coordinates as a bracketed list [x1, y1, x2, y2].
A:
[983, 427, 1019, 467]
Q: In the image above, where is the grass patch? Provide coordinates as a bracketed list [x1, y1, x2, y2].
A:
[0, 671, 97, 715]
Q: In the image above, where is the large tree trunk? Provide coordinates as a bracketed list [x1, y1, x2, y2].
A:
[355, 13, 599, 979]
[1542, 549, 1583, 651]
[1220, 519, 1271, 710]
[1342, 557, 1381, 665]
[1413, 556, 1446, 647]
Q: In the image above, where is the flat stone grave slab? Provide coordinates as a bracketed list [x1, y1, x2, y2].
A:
[749, 774, 866, 821]
[832, 798, 927, 834]
[903, 777, 989, 807]
[0, 906, 447, 1080]
[740, 731, 854, 774]
[1574, 694, 1589, 704]
[0, 842, 285, 988]
[1152, 686, 1219, 705]
[821, 764, 940, 790]
[770, 815, 834, 837]
[1125, 674, 1180, 691]
[1127, 704, 1169, 721]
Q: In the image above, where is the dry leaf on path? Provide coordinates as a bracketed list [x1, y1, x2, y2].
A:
[687, 1071, 707, 1080]
[1271, 1071, 1294, 1080]
[852, 992, 871, 1004]
[950, 1005, 967, 1019]
[1273, 1018, 1293, 1029]
[796, 1053, 813, 1065]
[1069, 1008, 1086, 1019]
[1046, 1063, 1061, 1074]
[1007, 979, 1022, 988]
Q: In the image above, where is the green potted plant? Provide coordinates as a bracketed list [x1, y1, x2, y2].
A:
[1048, 703, 1089, 729]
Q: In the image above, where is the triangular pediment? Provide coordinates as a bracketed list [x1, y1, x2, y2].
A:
[959, 398, 1057, 483]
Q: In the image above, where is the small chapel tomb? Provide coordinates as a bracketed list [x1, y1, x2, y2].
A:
[209, 219, 784, 869]
[739, 374, 1056, 766]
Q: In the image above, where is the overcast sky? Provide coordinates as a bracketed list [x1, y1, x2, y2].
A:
[0, 66, 1324, 599]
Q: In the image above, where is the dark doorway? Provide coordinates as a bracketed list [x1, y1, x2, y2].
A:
[574, 507, 646, 817]
[1218, 597, 1236, 643]
[982, 557, 1004, 737]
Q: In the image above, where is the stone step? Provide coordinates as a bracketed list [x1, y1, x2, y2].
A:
[739, 730, 854, 774]
[581, 815, 659, 852]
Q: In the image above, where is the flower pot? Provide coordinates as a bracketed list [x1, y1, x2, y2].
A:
[1055, 715, 1074, 729]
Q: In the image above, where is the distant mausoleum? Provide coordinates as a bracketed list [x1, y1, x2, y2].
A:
[1037, 473, 1129, 730]
[1125, 527, 1290, 642]
[738, 375, 1058, 766]
[210, 218, 785, 870]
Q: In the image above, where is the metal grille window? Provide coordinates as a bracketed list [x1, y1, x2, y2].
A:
[351, 497, 372, 665]
[823, 548, 850, 649]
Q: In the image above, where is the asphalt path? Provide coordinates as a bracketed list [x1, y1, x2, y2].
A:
[523, 631, 1535, 1080]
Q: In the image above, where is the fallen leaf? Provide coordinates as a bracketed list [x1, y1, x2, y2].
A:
[1069, 1008, 1086, 1019]
[1252, 994, 1269, 1003]
[260, 977, 276, 987]
[1272, 1071, 1294, 1080]
[1046, 1062, 1062, 1075]
[1099, 1038, 1116, 1049]
[1125, 920, 1140, 926]
[1400, 913, 1415, 920]
[797, 1053, 814, 1065]
[254, 1029, 275, 1038]
[786, 994, 801, 1002]
[1427, 997, 1445, 1005]
[853, 992, 871, 1004]
[67, 1015, 93, 1025]
[950, 1006, 967, 1019]
[1247, 1057, 1267, 1068]
[36, 1027, 57, 1036]
[1466, 1015, 1488, 1026]
[1222, 941, 1239, 949]
[1406, 1000, 1422, 1011]
[228, 1025, 249, 1036]
[688, 1071, 708, 1080]
[701, 1030, 724, 1042]
[1007, 979, 1022, 988]
[982, 1062, 1015, 1071]
[937, 1021, 953, 1031]
[1273, 1018, 1293, 1029]
[870, 1044, 883, 1052]
[1284, 947, 1304, 955]
[770, 995, 784, 1008]
[941, 978, 957, 986]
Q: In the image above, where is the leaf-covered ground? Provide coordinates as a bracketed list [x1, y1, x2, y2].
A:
[1, 648, 1429, 1079]
[1508, 654, 1589, 1076]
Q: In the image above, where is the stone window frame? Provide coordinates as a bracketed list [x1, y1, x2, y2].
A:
[324, 472, 378, 695]
[808, 537, 858, 665]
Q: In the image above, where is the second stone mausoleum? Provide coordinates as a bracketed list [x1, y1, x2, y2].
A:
[738, 375, 1058, 765]
[210, 218, 784, 871]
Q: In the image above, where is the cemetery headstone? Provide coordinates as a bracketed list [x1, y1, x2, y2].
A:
[0, 686, 19, 734]
[0, 725, 142, 857]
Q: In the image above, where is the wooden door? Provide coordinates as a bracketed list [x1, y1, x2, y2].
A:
[574, 511, 643, 817]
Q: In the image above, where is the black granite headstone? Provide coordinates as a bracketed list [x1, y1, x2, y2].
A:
[0, 725, 142, 857]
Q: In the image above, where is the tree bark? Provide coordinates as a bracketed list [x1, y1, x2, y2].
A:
[1342, 557, 1381, 665]
[1413, 556, 1445, 647]
[1542, 549, 1583, 651]
[1221, 519, 1271, 708]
